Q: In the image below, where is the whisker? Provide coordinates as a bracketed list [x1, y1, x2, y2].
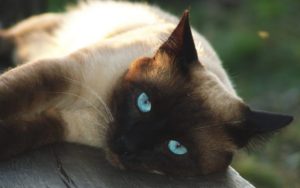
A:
[62, 76, 112, 118]
[49, 91, 111, 125]
[62, 76, 114, 121]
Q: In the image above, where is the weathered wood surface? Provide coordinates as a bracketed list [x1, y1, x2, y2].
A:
[0, 143, 254, 188]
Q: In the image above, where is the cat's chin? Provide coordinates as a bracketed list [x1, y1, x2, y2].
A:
[105, 150, 200, 177]
[105, 148, 168, 176]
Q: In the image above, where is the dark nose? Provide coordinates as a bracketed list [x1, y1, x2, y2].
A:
[112, 136, 137, 156]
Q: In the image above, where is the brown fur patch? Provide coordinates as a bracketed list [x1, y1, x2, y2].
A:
[0, 109, 65, 160]
[125, 57, 152, 80]
[192, 127, 236, 174]
[0, 59, 71, 119]
[191, 68, 246, 122]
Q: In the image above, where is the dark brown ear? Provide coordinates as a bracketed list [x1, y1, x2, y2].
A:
[245, 109, 293, 132]
[158, 10, 199, 73]
[228, 108, 293, 148]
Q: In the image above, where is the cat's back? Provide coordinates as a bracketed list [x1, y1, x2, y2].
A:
[56, 1, 179, 53]
[53, 1, 236, 95]
[4, 1, 236, 95]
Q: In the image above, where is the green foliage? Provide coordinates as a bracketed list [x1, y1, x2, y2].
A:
[233, 121, 300, 188]
[234, 155, 283, 188]
[47, 0, 77, 12]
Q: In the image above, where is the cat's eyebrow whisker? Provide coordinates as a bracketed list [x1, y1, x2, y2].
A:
[48, 91, 111, 125]
[62, 76, 114, 122]
[194, 119, 246, 131]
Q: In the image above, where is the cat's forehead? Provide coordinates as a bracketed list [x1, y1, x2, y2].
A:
[125, 54, 174, 83]
[123, 56, 245, 132]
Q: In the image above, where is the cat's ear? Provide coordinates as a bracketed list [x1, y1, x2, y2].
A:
[157, 10, 199, 73]
[244, 109, 293, 133]
[228, 108, 293, 148]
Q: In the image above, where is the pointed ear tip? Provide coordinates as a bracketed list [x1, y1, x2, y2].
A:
[183, 9, 190, 15]
[285, 115, 294, 125]
[181, 10, 190, 20]
[276, 113, 294, 126]
[246, 109, 294, 131]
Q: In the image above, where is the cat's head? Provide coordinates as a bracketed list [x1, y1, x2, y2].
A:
[106, 11, 293, 176]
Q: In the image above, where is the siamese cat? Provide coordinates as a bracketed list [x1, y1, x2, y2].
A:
[0, 1, 293, 176]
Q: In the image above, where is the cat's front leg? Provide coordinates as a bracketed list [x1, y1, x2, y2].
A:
[0, 109, 64, 160]
[0, 58, 81, 119]
[0, 58, 85, 159]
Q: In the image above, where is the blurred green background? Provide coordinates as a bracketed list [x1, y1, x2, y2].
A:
[1, 0, 299, 187]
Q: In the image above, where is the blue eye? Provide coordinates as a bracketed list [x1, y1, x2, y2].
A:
[137, 92, 151, 113]
[168, 140, 188, 155]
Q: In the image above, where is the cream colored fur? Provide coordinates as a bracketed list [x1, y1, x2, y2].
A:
[10, 1, 240, 148]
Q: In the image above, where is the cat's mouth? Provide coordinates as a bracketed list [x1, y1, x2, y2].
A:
[106, 150, 166, 175]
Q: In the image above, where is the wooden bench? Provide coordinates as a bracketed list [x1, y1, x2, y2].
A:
[0, 143, 254, 188]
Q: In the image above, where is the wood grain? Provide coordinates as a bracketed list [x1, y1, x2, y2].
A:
[0, 143, 254, 188]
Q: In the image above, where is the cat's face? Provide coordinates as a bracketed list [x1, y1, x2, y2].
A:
[106, 11, 293, 176]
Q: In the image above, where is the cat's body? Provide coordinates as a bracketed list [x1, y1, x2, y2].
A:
[1, 1, 235, 147]
[0, 1, 292, 176]
[6, 1, 235, 92]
